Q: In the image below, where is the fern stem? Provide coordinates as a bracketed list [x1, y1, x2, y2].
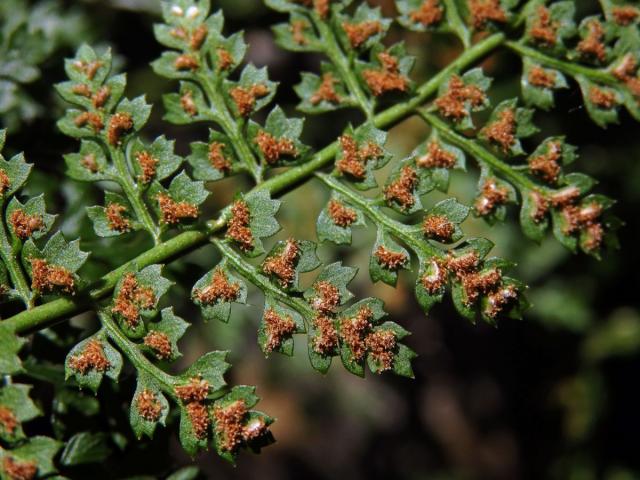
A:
[5, 33, 505, 335]
[316, 173, 444, 259]
[0, 221, 32, 307]
[420, 111, 544, 192]
[111, 147, 161, 243]
[213, 239, 316, 322]
[505, 40, 618, 86]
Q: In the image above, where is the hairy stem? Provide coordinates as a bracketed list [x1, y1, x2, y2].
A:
[5, 33, 505, 335]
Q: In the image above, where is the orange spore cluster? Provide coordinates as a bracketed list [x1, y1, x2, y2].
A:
[340, 307, 373, 361]
[309, 281, 341, 315]
[213, 400, 267, 452]
[254, 131, 298, 164]
[176, 376, 211, 439]
[226, 200, 253, 251]
[207, 142, 231, 172]
[10, 210, 44, 240]
[577, 20, 607, 62]
[74, 111, 104, 132]
[135, 151, 158, 183]
[92, 86, 111, 109]
[416, 141, 456, 169]
[262, 238, 300, 287]
[589, 87, 617, 109]
[362, 52, 409, 96]
[73, 60, 103, 80]
[613, 55, 640, 98]
[612, 6, 639, 26]
[105, 203, 131, 232]
[342, 20, 382, 48]
[0, 169, 10, 196]
[186, 402, 210, 439]
[263, 308, 297, 352]
[111, 272, 156, 326]
[81, 154, 99, 173]
[180, 89, 198, 116]
[481, 108, 516, 153]
[0, 406, 18, 435]
[475, 178, 509, 216]
[528, 66, 556, 88]
[136, 389, 163, 421]
[374, 245, 407, 270]
[190, 25, 208, 50]
[230, 84, 269, 117]
[216, 48, 234, 71]
[68, 339, 111, 374]
[157, 194, 198, 224]
[420, 257, 449, 294]
[327, 199, 357, 227]
[529, 140, 562, 183]
[336, 135, 383, 179]
[435, 75, 486, 120]
[409, 0, 443, 26]
[175, 376, 210, 403]
[312, 314, 339, 355]
[529, 6, 557, 45]
[194, 268, 240, 305]
[468, 0, 507, 29]
[384, 165, 419, 210]
[528, 190, 550, 223]
[30, 258, 74, 293]
[107, 112, 133, 146]
[422, 214, 454, 241]
[310, 73, 341, 105]
[2, 456, 37, 480]
[174, 54, 199, 71]
[72, 83, 91, 97]
[314, 0, 330, 18]
[291, 20, 308, 46]
[365, 330, 396, 372]
[143, 330, 173, 360]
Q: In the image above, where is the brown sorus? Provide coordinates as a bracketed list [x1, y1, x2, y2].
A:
[362, 52, 409, 96]
[2, 456, 37, 480]
[327, 199, 357, 227]
[435, 75, 486, 120]
[107, 112, 133, 145]
[447, 251, 479, 274]
[340, 307, 373, 362]
[186, 402, 210, 439]
[30, 258, 74, 293]
[336, 134, 383, 179]
[550, 185, 580, 207]
[0, 169, 10, 196]
[157, 194, 198, 224]
[529, 140, 562, 183]
[180, 89, 198, 116]
[190, 25, 208, 50]
[72, 83, 92, 97]
[421, 258, 448, 294]
[230, 84, 269, 117]
[577, 20, 607, 62]
[460, 268, 502, 304]
[226, 200, 254, 251]
[92, 86, 111, 108]
[310, 73, 341, 105]
[384, 165, 418, 210]
[175, 376, 210, 403]
[136, 389, 163, 421]
[73, 60, 103, 80]
[312, 314, 339, 354]
[10, 210, 44, 240]
[314, 0, 329, 18]
[290, 20, 308, 46]
[416, 141, 456, 168]
[612, 55, 640, 98]
[375, 245, 408, 270]
[528, 190, 550, 223]
[309, 281, 341, 314]
[529, 6, 557, 45]
[262, 238, 300, 287]
[143, 330, 173, 360]
[81, 154, 100, 173]
[475, 178, 509, 216]
[342, 20, 382, 48]
[365, 330, 396, 372]
[263, 308, 297, 353]
[213, 400, 252, 451]
[612, 6, 639, 26]
[74, 111, 104, 132]
[170, 27, 187, 39]
[216, 48, 234, 71]
[423, 214, 455, 241]
[589, 87, 617, 109]
[135, 151, 158, 183]
[112, 272, 155, 326]
[254, 130, 298, 164]
[469, 0, 507, 29]
[0, 406, 18, 435]
[528, 65, 556, 88]
[208, 142, 231, 172]
[410, 0, 443, 26]
[68, 338, 111, 374]
[583, 222, 604, 251]
[105, 203, 131, 232]
[481, 108, 516, 153]
[194, 268, 240, 305]
[174, 54, 199, 71]
[484, 285, 518, 318]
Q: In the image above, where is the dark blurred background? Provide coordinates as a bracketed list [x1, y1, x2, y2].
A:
[2, 0, 640, 479]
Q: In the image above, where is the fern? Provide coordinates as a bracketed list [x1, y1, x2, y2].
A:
[0, 0, 635, 474]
